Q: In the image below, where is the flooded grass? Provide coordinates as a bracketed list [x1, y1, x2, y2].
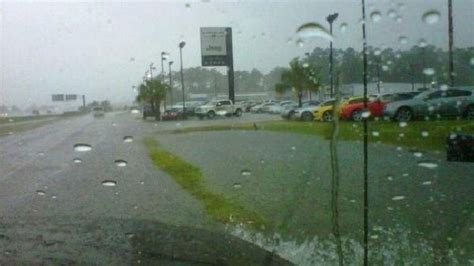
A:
[144, 137, 267, 230]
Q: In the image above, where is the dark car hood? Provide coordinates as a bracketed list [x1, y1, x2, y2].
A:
[0, 216, 292, 265]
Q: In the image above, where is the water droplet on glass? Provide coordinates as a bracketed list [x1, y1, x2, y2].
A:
[38, 152, 45, 156]
[101, 180, 117, 187]
[382, 65, 389, 71]
[340, 23, 348, 33]
[51, 195, 57, 199]
[398, 36, 408, 45]
[296, 39, 304, 47]
[73, 158, 82, 164]
[399, 121, 407, 127]
[373, 49, 381, 56]
[140, 181, 145, 185]
[396, 146, 402, 151]
[74, 144, 92, 152]
[361, 110, 371, 118]
[387, 9, 397, 18]
[260, 159, 265, 164]
[370, 235, 379, 239]
[470, 57, 474, 66]
[185, 3, 191, 8]
[418, 161, 439, 169]
[428, 105, 435, 112]
[286, 37, 292, 44]
[422, 181, 432, 185]
[402, 173, 409, 177]
[296, 22, 334, 42]
[241, 170, 252, 176]
[112, 123, 117, 127]
[392, 195, 405, 201]
[130, 57, 135, 61]
[399, 133, 405, 137]
[36, 190, 46, 196]
[398, 3, 406, 10]
[302, 63, 309, 68]
[233, 183, 242, 189]
[395, 16, 403, 23]
[440, 84, 448, 91]
[371, 131, 380, 137]
[418, 39, 427, 48]
[422, 10, 440, 25]
[387, 175, 393, 181]
[370, 11, 382, 22]
[421, 131, 429, 137]
[123, 136, 134, 143]
[291, 146, 296, 151]
[413, 151, 423, 158]
[115, 160, 128, 167]
[423, 68, 435, 76]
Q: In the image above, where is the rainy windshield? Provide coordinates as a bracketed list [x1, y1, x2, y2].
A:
[1, 0, 473, 265]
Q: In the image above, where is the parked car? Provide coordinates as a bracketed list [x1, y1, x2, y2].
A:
[92, 106, 105, 117]
[195, 100, 243, 119]
[162, 108, 186, 120]
[292, 101, 322, 121]
[314, 98, 352, 122]
[280, 100, 319, 120]
[267, 101, 295, 114]
[250, 102, 275, 113]
[340, 96, 384, 121]
[384, 88, 474, 122]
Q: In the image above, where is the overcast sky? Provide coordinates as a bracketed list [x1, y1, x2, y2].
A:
[1, 0, 473, 107]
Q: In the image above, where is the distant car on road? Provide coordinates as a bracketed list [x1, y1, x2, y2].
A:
[92, 106, 105, 117]
[384, 88, 474, 122]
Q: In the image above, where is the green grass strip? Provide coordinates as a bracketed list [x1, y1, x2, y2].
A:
[168, 120, 474, 151]
[144, 137, 267, 229]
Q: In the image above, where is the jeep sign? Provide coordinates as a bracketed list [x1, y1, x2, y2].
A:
[200, 27, 228, 66]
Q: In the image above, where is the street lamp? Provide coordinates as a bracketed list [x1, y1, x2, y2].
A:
[149, 63, 155, 79]
[326, 12, 338, 98]
[168, 61, 174, 106]
[161, 52, 168, 78]
[179, 41, 186, 116]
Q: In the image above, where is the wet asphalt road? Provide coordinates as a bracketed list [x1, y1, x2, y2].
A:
[0, 112, 279, 229]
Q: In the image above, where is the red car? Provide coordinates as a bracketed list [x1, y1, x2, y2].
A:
[162, 108, 185, 120]
[340, 92, 420, 121]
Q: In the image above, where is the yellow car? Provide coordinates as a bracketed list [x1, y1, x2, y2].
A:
[314, 96, 364, 122]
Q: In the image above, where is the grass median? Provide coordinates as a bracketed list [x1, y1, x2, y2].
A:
[144, 137, 267, 229]
[169, 119, 474, 151]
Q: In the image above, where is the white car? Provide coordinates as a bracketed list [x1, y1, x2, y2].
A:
[92, 106, 105, 117]
[292, 104, 321, 121]
[267, 101, 296, 114]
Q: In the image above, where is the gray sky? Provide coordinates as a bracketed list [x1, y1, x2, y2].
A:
[1, 0, 473, 107]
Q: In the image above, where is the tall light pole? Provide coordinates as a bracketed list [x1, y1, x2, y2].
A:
[326, 13, 338, 98]
[168, 61, 174, 107]
[149, 63, 154, 79]
[448, 0, 454, 87]
[161, 52, 168, 78]
[179, 41, 186, 116]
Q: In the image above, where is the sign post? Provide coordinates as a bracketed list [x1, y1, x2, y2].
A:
[200, 27, 235, 103]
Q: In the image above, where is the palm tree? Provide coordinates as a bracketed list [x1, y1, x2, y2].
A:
[136, 78, 168, 120]
[276, 59, 321, 107]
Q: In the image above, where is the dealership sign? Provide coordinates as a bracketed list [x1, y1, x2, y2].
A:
[200, 27, 229, 66]
[52, 94, 78, 101]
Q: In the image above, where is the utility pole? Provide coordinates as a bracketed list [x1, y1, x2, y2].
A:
[448, 0, 455, 87]
[179, 41, 186, 116]
[327, 13, 338, 98]
[169, 61, 173, 107]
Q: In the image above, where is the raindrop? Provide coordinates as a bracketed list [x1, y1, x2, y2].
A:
[296, 39, 304, 47]
[38, 152, 45, 156]
[395, 16, 403, 23]
[373, 49, 381, 56]
[370, 11, 382, 22]
[418, 39, 427, 48]
[423, 68, 435, 76]
[382, 65, 389, 71]
[422, 10, 440, 25]
[115, 160, 128, 167]
[421, 131, 429, 137]
[387, 9, 397, 18]
[185, 3, 191, 8]
[112, 123, 117, 127]
[396, 146, 402, 151]
[413, 151, 423, 158]
[370, 235, 379, 239]
[296, 22, 334, 42]
[399, 121, 407, 127]
[36, 190, 46, 196]
[140, 181, 145, 185]
[392, 195, 405, 201]
[51, 195, 57, 199]
[398, 36, 408, 45]
[233, 183, 242, 189]
[73, 158, 82, 164]
[399, 133, 405, 137]
[74, 144, 92, 152]
[101, 180, 117, 187]
[131, 109, 140, 114]
[428, 105, 435, 111]
[470, 57, 474, 66]
[422, 181, 432, 185]
[302, 63, 309, 68]
[286, 37, 292, 44]
[387, 175, 393, 181]
[398, 3, 406, 10]
[402, 173, 409, 177]
[372, 131, 380, 137]
[260, 159, 265, 164]
[440, 84, 448, 91]
[361, 110, 371, 118]
[340, 23, 348, 33]
[123, 136, 134, 143]
[241, 169, 252, 176]
[130, 57, 135, 61]
[291, 146, 296, 151]
[418, 161, 439, 169]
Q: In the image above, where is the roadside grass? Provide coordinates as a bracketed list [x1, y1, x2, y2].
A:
[0, 114, 60, 124]
[144, 137, 267, 229]
[169, 119, 474, 151]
